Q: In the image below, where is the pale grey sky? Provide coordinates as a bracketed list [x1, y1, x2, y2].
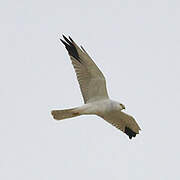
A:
[0, 1, 180, 179]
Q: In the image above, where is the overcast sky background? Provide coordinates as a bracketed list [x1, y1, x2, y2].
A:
[0, 1, 180, 179]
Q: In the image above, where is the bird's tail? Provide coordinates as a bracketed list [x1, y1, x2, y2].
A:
[51, 108, 80, 120]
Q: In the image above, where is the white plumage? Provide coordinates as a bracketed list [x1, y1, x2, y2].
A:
[51, 35, 141, 139]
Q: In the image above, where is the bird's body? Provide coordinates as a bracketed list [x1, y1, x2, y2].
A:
[51, 35, 141, 139]
[76, 99, 120, 116]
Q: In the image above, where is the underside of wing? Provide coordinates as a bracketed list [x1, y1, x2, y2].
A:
[103, 111, 141, 139]
[60, 35, 109, 103]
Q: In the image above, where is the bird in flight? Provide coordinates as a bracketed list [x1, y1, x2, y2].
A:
[51, 35, 141, 139]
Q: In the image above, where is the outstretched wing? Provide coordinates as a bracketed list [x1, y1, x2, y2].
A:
[103, 111, 141, 139]
[60, 35, 109, 104]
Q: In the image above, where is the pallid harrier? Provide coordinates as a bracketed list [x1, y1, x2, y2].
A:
[51, 35, 141, 139]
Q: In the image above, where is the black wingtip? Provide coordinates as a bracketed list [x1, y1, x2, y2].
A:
[69, 36, 74, 42]
[62, 34, 67, 40]
[60, 38, 67, 46]
[62, 35, 72, 45]
[60, 35, 81, 62]
[125, 127, 137, 139]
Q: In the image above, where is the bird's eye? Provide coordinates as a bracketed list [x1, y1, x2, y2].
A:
[120, 104, 125, 109]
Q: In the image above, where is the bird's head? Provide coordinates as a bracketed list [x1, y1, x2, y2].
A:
[119, 103, 126, 110]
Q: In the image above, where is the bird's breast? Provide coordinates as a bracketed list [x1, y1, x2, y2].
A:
[81, 99, 118, 116]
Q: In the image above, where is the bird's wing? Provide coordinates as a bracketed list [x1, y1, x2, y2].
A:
[60, 35, 109, 103]
[103, 110, 141, 139]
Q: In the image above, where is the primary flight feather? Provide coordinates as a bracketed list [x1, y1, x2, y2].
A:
[51, 35, 141, 139]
